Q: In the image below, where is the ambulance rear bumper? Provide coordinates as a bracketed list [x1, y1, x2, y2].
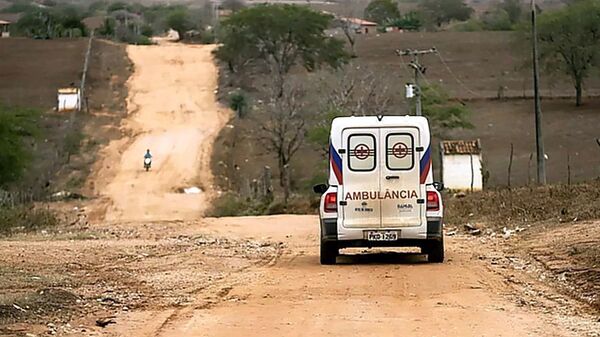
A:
[320, 218, 442, 246]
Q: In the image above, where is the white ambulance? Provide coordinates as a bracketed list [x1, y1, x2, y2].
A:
[313, 116, 444, 264]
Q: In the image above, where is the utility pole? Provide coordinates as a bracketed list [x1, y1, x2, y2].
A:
[531, 0, 546, 184]
[213, 0, 220, 42]
[396, 48, 437, 116]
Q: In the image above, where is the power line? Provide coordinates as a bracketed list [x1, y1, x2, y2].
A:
[396, 48, 445, 100]
[435, 51, 482, 98]
[395, 48, 437, 116]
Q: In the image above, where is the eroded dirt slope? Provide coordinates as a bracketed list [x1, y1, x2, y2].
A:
[91, 43, 229, 222]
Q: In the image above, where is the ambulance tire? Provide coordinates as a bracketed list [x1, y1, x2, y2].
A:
[426, 238, 444, 263]
[320, 240, 338, 265]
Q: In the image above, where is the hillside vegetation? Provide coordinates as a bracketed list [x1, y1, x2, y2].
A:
[212, 1, 600, 215]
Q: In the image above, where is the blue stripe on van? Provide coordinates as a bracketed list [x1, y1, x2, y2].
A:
[330, 143, 343, 185]
[419, 145, 431, 183]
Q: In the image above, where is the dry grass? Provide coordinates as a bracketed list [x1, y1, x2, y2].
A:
[0, 205, 59, 237]
[444, 179, 600, 228]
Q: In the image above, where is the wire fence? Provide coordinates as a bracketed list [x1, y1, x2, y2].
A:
[0, 189, 41, 208]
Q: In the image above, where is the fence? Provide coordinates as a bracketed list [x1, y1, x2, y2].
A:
[240, 166, 274, 202]
[0, 189, 40, 208]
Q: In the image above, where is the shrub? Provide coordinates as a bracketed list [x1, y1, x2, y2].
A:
[133, 35, 153, 45]
[0, 205, 59, 236]
[228, 91, 248, 118]
[481, 8, 513, 31]
[64, 131, 84, 162]
[453, 18, 484, 31]
[208, 192, 268, 217]
[0, 103, 39, 187]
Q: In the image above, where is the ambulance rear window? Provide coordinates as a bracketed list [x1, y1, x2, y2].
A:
[348, 134, 376, 171]
[386, 133, 415, 170]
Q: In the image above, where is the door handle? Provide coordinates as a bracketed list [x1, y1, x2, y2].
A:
[385, 175, 399, 180]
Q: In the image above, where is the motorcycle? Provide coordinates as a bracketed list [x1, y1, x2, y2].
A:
[144, 157, 152, 171]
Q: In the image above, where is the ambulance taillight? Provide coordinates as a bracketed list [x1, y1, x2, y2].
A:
[426, 191, 440, 211]
[324, 192, 337, 213]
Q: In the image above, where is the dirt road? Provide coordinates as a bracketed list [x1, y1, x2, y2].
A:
[78, 43, 598, 337]
[91, 43, 228, 222]
[4, 43, 596, 336]
[78, 216, 594, 337]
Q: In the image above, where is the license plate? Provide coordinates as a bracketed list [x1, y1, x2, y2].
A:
[365, 231, 399, 241]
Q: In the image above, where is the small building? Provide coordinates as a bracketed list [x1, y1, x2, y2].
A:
[57, 87, 81, 112]
[341, 18, 378, 34]
[0, 13, 22, 37]
[0, 20, 10, 38]
[440, 139, 483, 191]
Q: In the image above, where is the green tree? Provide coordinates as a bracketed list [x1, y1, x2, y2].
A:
[98, 17, 115, 37]
[418, 85, 473, 134]
[166, 8, 194, 41]
[14, 5, 87, 38]
[534, 0, 600, 106]
[419, 0, 473, 28]
[364, 0, 401, 25]
[388, 11, 423, 30]
[499, 0, 523, 25]
[481, 8, 512, 31]
[215, 4, 349, 96]
[54, 5, 88, 37]
[0, 104, 39, 187]
[15, 11, 50, 38]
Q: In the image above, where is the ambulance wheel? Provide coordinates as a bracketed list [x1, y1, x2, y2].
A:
[320, 240, 338, 265]
[426, 238, 444, 263]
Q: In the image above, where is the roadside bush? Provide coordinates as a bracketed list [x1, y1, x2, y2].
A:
[208, 192, 318, 217]
[133, 35, 153, 45]
[208, 192, 269, 217]
[198, 30, 216, 44]
[228, 91, 248, 118]
[0, 205, 59, 236]
[0, 103, 39, 187]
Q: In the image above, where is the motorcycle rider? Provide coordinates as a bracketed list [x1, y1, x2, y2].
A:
[144, 149, 152, 171]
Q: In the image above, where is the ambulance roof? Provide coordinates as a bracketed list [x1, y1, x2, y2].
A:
[331, 115, 430, 134]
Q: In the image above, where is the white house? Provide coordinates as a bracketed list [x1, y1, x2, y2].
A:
[340, 17, 378, 34]
[0, 20, 10, 38]
[440, 139, 483, 191]
[57, 87, 81, 111]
